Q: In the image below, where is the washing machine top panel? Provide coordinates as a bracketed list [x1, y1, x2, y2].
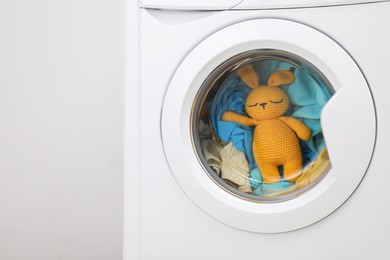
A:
[140, 0, 388, 10]
[140, 0, 241, 10]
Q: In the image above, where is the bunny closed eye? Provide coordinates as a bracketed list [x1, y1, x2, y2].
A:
[248, 99, 283, 108]
[270, 99, 283, 104]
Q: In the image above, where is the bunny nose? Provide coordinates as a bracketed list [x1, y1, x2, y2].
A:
[259, 102, 267, 109]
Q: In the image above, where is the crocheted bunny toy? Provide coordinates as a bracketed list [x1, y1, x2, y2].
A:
[222, 64, 311, 184]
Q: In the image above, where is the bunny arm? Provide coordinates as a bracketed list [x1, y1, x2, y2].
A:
[279, 116, 311, 141]
[222, 111, 258, 127]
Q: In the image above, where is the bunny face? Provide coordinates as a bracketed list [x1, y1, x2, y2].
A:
[236, 64, 295, 121]
[245, 86, 290, 120]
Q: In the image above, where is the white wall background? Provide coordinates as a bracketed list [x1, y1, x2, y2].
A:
[0, 1, 123, 259]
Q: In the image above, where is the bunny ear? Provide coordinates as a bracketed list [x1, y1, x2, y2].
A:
[268, 68, 295, 87]
[237, 64, 259, 89]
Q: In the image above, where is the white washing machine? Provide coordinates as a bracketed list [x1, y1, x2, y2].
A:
[125, 0, 390, 259]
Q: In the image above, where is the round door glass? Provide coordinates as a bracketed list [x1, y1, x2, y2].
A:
[192, 50, 333, 202]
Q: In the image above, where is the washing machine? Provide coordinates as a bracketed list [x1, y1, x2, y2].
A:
[125, 0, 390, 259]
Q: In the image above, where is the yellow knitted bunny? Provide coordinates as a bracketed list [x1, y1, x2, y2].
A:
[222, 64, 311, 184]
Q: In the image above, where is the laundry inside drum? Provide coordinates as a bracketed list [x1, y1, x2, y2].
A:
[192, 50, 333, 202]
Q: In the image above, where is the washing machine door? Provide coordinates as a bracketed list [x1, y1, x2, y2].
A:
[161, 19, 376, 233]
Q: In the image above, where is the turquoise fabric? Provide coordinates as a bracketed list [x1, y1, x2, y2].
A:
[250, 168, 294, 196]
[209, 60, 332, 195]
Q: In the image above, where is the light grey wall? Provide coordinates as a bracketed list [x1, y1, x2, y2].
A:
[0, 1, 123, 259]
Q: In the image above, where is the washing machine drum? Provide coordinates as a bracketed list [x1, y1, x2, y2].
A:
[161, 19, 376, 233]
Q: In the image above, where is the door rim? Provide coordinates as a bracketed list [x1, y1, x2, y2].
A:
[161, 19, 376, 233]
